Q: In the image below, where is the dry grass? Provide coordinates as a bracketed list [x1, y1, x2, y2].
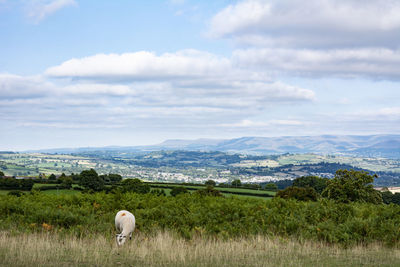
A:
[1, 231, 399, 267]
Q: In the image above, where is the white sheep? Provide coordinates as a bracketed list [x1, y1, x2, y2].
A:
[115, 210, 135, 246]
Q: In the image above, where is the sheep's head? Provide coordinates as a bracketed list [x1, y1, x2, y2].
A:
[116, 234, 127, 246]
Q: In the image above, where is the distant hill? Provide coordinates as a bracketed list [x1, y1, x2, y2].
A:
[27, 134, 400, 158]
[152, 135, 400, 158]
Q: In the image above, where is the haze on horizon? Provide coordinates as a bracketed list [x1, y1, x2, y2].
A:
[1, 0, 399, 151]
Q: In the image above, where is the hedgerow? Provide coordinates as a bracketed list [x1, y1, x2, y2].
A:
[0, 192, 399, 247]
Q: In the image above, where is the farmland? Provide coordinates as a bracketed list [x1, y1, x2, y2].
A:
[1, 151, 400, 186]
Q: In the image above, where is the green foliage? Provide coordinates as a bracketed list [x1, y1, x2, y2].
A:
[276, 186, 318, 201]
[195, 186, 223, 197]
[58, 176, 73, 189]
[78, 169, 104, 191]
[1, 192, 400, 247]
[170, 186, 188, 197]
[231, 179, 241, 187]
[264, 183, 278, 191]
[381, 190, 400, 205]
[99, 173, 122, 184]
[121, 178, 150, 194]
[7, 190, 24, 197]
[48, 174, 57, 180]
[322, 170, 383, 204]
[150, 189, 166, 196]
[293, 175, 328, 194]
[0, 177, 34, 190]
[205, 180, 216, 187]
[0, 171, 4, 177]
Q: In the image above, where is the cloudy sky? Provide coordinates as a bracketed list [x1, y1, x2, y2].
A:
[1, 0, 399, 150]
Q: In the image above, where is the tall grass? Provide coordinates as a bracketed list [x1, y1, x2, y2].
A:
[1, 231, 399, 266]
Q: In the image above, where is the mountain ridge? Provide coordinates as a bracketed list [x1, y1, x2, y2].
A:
[24, 134, 400, 158]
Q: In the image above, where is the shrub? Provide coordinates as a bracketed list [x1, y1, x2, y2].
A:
[293, 175, 328, 194]
[150, 189, 166, 196]
[7, 190, 24, 197]
[276, 186, 318, 201]
[205, 180, 216, 187]
[170, 186, 188, 197]
[121, 178, 150, 194]
[195, 186, 223, 197]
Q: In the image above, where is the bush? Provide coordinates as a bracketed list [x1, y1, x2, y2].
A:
[170, 186, 189, 197]
[293, 176, 328, 194]
[276, 186, 318, 201]
[205, 180, 216, 187]
[7, 190, 24, 197]
[1, 193, 400, 246]
[121, 178, 150, 194]
[0, 177, 34, 190]
[195, 186, 223, 197]
[150, 189, 166, 196]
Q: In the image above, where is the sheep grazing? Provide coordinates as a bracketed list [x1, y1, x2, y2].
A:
[115, 210, 135, 246]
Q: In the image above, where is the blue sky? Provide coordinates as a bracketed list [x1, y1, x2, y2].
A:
[1, 0, 399, 150]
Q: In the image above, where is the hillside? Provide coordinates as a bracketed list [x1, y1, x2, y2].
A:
[28, 134, 400, 158]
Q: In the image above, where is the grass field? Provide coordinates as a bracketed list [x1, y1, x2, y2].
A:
[1, 231, 399, 267]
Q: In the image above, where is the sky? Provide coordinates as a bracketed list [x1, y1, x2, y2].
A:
[1, 0, 400, 150]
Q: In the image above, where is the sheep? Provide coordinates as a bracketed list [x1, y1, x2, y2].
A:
[115, 210, 135, 246]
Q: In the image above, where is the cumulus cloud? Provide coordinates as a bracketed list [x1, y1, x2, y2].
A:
[209, 0, 400, 79]
[1, 51, 315, 131]
[209, 0, 400, 48]
[45, 50, 232, 80]
[44, 50, 315, 106]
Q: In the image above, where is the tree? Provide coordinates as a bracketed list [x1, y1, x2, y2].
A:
[276, 186, 318, 201]
[321, 169, 382, 204]
[195, 185, 223, 197]
[79, 169, 104, 191]
[48, 174, 57, 180]
[381, 190, 393, 204]
[205, 180, 216, 187]
[292, 175, 329, 194]
[58, 176, 73, 189]
[231, 179, 241, 187]
[121, 178, 150, 194]
[264, 183, 278, 191]
[0, 171, 4, 177]
[108, 174, 123, 184]
[170, 186, 188, 197]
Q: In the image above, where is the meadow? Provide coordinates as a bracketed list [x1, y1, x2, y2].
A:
[1, 231, 399, 266]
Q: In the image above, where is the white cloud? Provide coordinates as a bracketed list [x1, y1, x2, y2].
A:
[209, 0, 400, 48]
[208, 0, 400, 79]
[0, 73, 51, 98]
[233, 48, 400, 79]
[220, 119, 305, 128]
[45, 50, 232, 80]
[44, 50, 315, 106]
[26, 0, 77, 22]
